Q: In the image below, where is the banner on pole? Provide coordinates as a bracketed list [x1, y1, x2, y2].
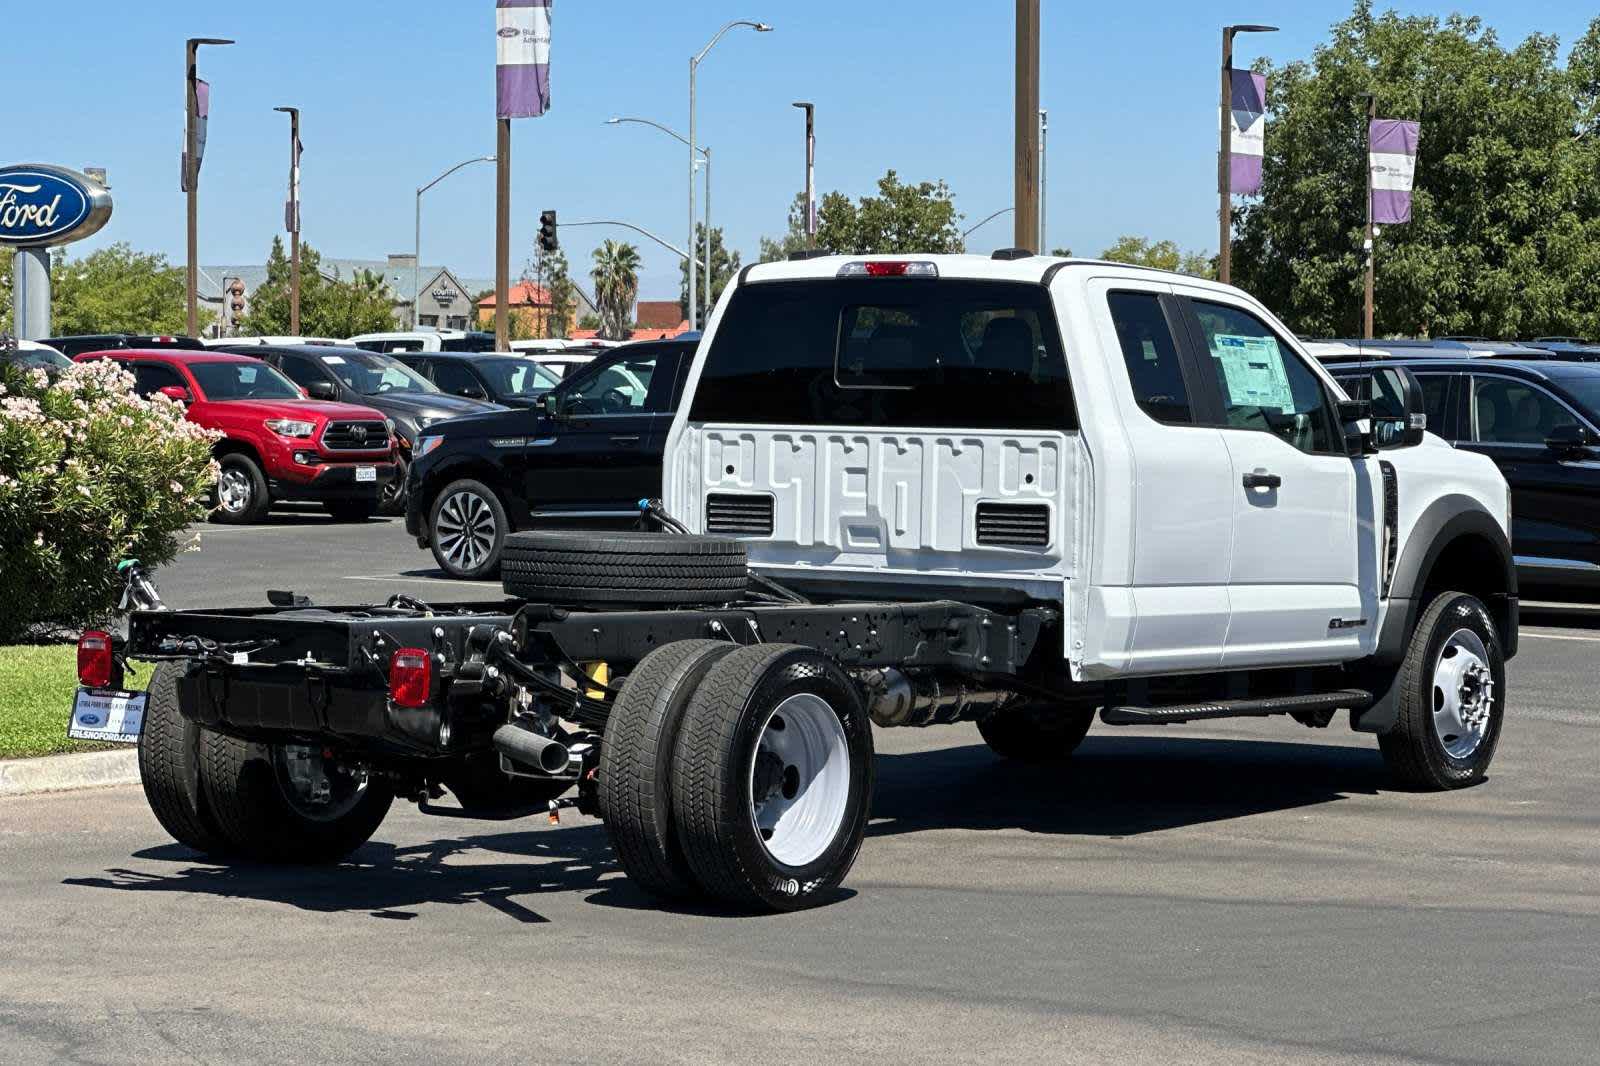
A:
[285, 133, 302, 233]
[181, 79, 210, 192]
[1370, 119, 1420, 225]
[1227, 69, 1267, 195]
[496, 0, 551, 119]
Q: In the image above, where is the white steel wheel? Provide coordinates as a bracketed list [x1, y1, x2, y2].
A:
[748, 692, 851, 867]
[435, 488, 498, 572]
[1431, 628, 1494, 760]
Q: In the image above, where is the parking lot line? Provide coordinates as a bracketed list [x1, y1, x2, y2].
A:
[1520, 629, 1600, 643]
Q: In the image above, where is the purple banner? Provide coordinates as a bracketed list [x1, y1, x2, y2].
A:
[497, 0, 551, 119]
[1369, 119, 1420, 225]
[1228, 69, 1267, 195]
[181, 79, 210, 193]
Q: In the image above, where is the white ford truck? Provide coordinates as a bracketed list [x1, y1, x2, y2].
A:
[80, 253, 1516, 912]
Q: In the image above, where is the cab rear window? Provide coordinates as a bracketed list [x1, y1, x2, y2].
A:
[688, 279, 1076, 430]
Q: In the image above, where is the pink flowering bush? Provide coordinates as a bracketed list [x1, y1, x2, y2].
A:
[0, 358, 219, 641]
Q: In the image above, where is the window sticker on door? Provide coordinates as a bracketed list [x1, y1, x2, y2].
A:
[322, 355, 346, 365]
[1211, 334, 1293, 412]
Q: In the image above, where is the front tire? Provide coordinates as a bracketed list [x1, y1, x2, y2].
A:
[200, 734, 393, 863]
[430, 479, 508, 579]
[1378, 591, 1505, 790]
[671, 644, 873, 911]
[137, 662, 231, 855]
[212, 453, 270, 524]
[977, 703, 1094, 762]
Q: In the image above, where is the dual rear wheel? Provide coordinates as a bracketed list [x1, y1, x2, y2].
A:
[600, 641, 874, 911]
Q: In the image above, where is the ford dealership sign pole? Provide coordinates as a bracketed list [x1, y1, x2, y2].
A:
[0, 164, 114, 340]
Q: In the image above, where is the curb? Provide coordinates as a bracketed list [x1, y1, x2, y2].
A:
[0, 749, 140, 798]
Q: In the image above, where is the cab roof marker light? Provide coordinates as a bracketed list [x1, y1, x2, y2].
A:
[836, 260, 939, 278]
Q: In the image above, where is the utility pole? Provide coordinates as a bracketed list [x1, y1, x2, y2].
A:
[274, 106, 301, 334]
[1039, 109, 1048, 252]
[495, 118, 511, 350]
[793, 101, 816, 247]
[1219, 24, 1276, 285]
[1014, 0, 1040, 251]
[1363, 93, 1377, 340]
[185, 37, 233, 337]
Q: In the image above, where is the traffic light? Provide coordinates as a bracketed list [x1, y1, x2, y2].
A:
[538, 210, 558, 253]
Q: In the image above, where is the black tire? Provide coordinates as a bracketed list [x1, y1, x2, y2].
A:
[323, 500, 377, 522]
[599, 640, 738, 901]
[1378, 591, 1506, 791]
[137, 662, 231, 855]
[441, 751, 570, 811]
[379, 454, 409, 516]
[501, 531, 748, 606]
[430, 479, 509, 580]
[671, 644, 873, 912]
[200, 733, 394, 863]
[212, 453, 270, 524]
[977, 703, 1095, 762]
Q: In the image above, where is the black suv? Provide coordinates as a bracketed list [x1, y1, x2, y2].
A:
[392, 351, 560, 409]
[214, 343, 504, 513]
[1328, 356, 1600, 600]
[45, 334, 207, 358]
[406, 336, 699, 578]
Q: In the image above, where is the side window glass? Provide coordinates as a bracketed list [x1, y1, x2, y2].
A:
[1189, 300, 1336, 454]
[132, 364, 185, 398]
[433, 362, 487, 399]
[642, 352, 684, 412]
[1107, 292, 1192, 424]
[277, 356, 325, 390]
[1473, 378, 1576, 445]
[565, 354, 658, 414]
[1417, 375, 1452, 436]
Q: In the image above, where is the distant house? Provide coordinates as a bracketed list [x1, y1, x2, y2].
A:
[635, 300, 689, 332]
[476, 280, 582, 337]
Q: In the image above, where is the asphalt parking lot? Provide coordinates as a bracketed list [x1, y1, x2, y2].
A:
[3, 517, 1599, 1065]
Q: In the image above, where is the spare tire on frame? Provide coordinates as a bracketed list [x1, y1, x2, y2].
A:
[500, 530, 748, 607]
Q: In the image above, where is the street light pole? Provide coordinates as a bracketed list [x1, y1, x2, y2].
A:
[963, 207, 1014, 241]
[689, 19, 772, 329]
[1219, 23, 1277, 285]
[274, 106, 301, 334]
[414, 155, 495, 330]
[792, 102, 816, 247]
[185, 36, 233, 337]
[605, 117, 710, 325]
[1362, 93, 1377, 340]
[561, 220, 691, 261]
[1039, 108, 1048, 252]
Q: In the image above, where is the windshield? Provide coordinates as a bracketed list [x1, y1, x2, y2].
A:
[190, 361, 305, 401]
[314, 349, 438, 396]
[6, 347, 72, 370]
[1553, 375, 1600, 424]
[475, 357, 559, 397]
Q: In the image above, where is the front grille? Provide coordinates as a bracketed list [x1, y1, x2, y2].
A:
[706, 493, 774, 536]
[975, 502, 1051, 547]
[321, 420, 388, 452]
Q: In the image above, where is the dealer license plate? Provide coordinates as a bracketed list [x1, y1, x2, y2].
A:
[67, 688, 148, 745]
[355, 466, 378, 483]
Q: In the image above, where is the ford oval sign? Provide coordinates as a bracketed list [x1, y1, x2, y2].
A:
[0, 164, 113, 248]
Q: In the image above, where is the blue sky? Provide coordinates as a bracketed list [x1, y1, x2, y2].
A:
[11, 1, 1596, 303]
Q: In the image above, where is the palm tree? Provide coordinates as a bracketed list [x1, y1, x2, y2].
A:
[590, 240, 641, 340]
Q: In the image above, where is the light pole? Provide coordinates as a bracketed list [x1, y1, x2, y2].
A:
[963, 207, 1014, 242]
[606, 117, 710, 324]
[689, 19, 771, 328]
[1039, 109, 1048, 252]
[561, 220, 691, 262]
[273, 106, 301, 334]
[792, 102, 816, 246]
[1219, 23, 1277, 285]
[414, 155, 495, 330]
[1360, 92, 1377, 340]
[185, 36, 233, 337]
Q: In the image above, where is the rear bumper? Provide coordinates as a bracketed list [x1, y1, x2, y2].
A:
[270, 462, 397, 503]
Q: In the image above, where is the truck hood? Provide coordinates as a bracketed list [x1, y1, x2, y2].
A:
[362, 392, 505, 426]
[418, 407, 543, 439]
[218, 398, 387, 422]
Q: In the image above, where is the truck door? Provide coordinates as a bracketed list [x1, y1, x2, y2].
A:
[1081, 278, 1236, 675]
[1170, 291, 1366, 666]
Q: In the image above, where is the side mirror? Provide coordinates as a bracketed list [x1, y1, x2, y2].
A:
[1337, 399, 1373, 456]
[537, 392, 561, 418]
[157, 385, 193, 404]
[1368, 367, 1427, 451]
[306, 380, 338, 401]
[1545, 423, 1597, 456]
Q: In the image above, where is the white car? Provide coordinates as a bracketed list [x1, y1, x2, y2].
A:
[349, 329, 497, 354]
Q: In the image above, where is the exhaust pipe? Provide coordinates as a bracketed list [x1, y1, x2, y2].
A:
[492, 721, 569, 775]
[858, 669, 1022, 728]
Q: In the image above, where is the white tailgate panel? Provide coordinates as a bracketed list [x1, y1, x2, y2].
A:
[692, 424, 1075, 592]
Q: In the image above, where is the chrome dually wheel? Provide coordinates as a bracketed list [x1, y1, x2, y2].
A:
[1431, 628, 1494, 760]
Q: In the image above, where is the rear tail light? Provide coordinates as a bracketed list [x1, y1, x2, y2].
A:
[389, 647, 433, 708]
[78, 631, 114, 688]
[837, 260, 939, 278]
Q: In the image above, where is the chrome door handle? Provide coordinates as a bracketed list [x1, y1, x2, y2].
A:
[609, 435, 642, 444]
[1242, 471, 1282, 489]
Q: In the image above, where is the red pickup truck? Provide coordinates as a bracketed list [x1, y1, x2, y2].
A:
[77, 350, 398, 523]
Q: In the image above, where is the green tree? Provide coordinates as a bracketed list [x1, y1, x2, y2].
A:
[1099, 236, 1216, 279]
[679, 225, 742, 323]
[238, 237, 394, 338]
[0, 247, 13, 334]
[46, 243, 191, 336]
[535, 247, 576, 339]
[590, 240, 641, 341]
[1233, 3, 1600, 338]
[758, 193, 813, 262]
[760, 171, 963, 257]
